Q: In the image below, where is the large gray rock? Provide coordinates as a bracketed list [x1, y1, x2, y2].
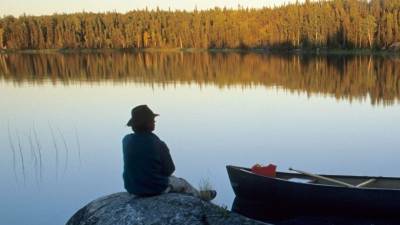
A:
[66, 192, 270, 225]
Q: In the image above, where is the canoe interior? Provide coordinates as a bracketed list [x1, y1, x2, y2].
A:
[238, 167, 400, 189]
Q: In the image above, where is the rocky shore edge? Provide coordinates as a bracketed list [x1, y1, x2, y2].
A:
[66, 192, 270, 225]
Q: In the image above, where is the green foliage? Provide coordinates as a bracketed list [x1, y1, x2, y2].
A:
[198, 178, 214, 200]
[198, 178, 214, 191]
[215, 204, 230, 218]
[1, 0, 400, 50]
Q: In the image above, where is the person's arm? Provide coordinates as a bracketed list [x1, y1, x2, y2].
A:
[159, 142, 175, 176]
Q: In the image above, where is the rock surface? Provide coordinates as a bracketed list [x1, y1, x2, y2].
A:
[66, 192, 270, 225]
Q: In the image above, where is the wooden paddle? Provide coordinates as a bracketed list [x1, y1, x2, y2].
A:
[356, 178, 376, 187]
[289, 167, 356, 188]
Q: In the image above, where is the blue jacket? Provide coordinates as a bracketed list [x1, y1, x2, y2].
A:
[122, 132, 175, 195]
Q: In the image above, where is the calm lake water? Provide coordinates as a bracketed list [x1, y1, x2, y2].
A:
[1, 52, 400, 225]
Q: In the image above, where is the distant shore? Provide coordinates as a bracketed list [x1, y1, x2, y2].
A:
[1, 47, 399, 55]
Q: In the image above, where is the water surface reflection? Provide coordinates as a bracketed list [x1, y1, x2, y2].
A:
[1, 52, 400, 225]
[1, 52, 399, 105]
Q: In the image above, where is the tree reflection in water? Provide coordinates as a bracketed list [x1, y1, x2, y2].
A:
[0, 52, 399, 106]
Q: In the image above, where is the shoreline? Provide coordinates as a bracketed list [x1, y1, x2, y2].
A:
[1, 47, 399, 55]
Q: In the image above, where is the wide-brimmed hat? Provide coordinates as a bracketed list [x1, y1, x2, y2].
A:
[126, 105, 159, 126]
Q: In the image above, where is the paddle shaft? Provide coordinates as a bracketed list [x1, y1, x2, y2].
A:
[356, 178, 376, 187]
[289, 168, 356, 188]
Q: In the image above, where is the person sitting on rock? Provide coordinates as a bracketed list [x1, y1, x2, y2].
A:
[122, 105, 216, 201]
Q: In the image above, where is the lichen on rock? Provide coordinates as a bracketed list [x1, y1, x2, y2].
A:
[66, 192, 270, 225]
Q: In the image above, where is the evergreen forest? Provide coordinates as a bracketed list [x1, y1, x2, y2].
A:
[1, 0, 400, 50]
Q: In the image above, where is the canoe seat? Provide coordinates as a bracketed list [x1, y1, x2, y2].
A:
[288, 178, 313, 183]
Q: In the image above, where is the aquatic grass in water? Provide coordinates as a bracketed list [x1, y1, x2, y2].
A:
[73, 125, 82, 167]
[7, 121, 18, 183]
[27, 129, 39, 185]
[57, 127, 70, 176]
[15, 129, 26, 185]
[48, 122, 59, 180]
[32, 122, 43, 181]
[6, 121, 83, 186]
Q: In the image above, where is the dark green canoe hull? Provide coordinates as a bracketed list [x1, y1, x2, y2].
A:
[227, 165, 400, 219]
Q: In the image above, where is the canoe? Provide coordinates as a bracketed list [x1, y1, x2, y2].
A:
[227, 165, 400, 219]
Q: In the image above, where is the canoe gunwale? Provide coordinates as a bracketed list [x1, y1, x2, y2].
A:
[228, 165, 400, 191]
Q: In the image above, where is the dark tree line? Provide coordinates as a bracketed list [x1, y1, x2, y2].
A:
[1, 0, 400, 50]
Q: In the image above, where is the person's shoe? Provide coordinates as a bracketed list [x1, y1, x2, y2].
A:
[199, 190, 217, 201]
